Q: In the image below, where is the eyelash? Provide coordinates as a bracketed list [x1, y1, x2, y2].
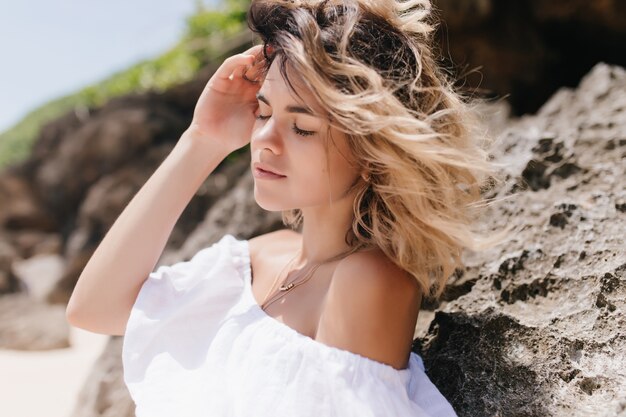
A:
[254, 114, 315, 137]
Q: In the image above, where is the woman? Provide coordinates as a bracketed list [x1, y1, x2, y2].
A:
[68, 0, 511, 415]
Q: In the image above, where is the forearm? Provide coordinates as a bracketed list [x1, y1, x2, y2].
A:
[66, 131, 231, 334]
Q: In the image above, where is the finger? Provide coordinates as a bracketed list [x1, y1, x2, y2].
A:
[226, 65, 260, 85]
[250, 50, 269, 68]
[245, 44, 271, 68]
[234, 50, 269, 83]
[241, 44, 264, 56]
[216, 53, 257, 81]
[238, 63, 262, 84]
[243, 48, 270, 80]
[224, 45, 265, 82]
[241, 63, 264, 83]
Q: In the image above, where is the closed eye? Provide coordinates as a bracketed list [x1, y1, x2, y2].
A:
[254, 114, 316, 137]
[291, 122, 315, 137]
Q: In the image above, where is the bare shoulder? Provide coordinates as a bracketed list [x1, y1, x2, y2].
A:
[316, 249, 422, 370]
[247, 229, 301, 257]
[337, 250, 420, 296]
[333, 249, 422, 316]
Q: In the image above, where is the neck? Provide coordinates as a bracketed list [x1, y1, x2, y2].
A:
[293, 189, 359, 267]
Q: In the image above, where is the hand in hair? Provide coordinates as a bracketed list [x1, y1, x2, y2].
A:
[187, 44, 267, 154]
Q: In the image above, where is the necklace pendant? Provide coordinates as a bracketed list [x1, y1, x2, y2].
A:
[279, 282, 294, 291]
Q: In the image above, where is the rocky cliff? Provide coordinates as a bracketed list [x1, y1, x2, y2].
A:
[416, 63, 625, 417]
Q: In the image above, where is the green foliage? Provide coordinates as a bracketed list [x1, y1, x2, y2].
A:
[0, 98, 76, 169]
[0, 0, 252, 171]
[185, 10, 244, 40]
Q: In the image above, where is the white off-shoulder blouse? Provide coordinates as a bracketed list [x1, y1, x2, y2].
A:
[122, 233, 459, 417]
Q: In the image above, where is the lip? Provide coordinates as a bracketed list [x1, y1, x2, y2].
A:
[253, 167, 287, 180]
[253, 162, 286, 177]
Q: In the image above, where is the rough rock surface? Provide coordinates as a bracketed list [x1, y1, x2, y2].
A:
[414, 63, 625, 417]
[0, 293, 69, 350]
[12, 253, 66, 302]
[68, 336, 135, 417]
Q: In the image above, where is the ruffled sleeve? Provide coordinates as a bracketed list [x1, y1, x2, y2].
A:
[122, 234, 246, 388]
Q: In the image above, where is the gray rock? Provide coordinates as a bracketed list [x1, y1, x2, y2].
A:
[159, 166, 285, 268]
[0, 237, 20, 294]
[415, 63, 626, 417]
[12, 253, 65, 302]
[0, 293, 69, 350]
[68, 336, 135, 417]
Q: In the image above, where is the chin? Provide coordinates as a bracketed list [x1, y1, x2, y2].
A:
[253, 188, 293, 212]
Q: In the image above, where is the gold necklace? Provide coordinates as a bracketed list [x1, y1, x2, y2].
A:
[259, 246, 360, 311]
[260, 250, 301, 306]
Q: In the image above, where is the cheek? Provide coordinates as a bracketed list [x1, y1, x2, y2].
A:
[289, 138, 357, 193]
[329, 141, 358, 177]
[320, 153, 358, 194]
[299, 152, 330, 184]
[288, 150, 331, 197]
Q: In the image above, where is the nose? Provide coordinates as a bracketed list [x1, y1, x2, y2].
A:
[251, 118, 282, 155]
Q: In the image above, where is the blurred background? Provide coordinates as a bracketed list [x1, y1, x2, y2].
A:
[1, 1, 624, 416]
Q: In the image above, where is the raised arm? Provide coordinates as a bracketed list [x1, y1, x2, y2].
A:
[66, 44, 266, 335]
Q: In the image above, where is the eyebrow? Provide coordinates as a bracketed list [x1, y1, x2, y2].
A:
[255, 92, 316, 116]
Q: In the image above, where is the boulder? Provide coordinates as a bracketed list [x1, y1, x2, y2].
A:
[0, 293, 69, 350]
[415, 63, 626, 417]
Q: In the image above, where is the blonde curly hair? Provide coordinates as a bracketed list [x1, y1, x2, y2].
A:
[247, 0, 514, 301]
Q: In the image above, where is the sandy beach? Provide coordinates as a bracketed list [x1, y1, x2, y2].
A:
[1, 325, 110, 417]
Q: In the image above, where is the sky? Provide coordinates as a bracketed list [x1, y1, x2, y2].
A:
[0, 0, 221, 133]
